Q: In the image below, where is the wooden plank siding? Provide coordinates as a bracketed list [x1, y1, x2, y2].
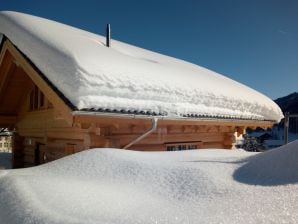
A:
[15, 109, 240, 167]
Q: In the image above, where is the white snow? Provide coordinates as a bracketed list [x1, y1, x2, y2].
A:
[0, 11, 283, 121]
[0, 142, 298, 224]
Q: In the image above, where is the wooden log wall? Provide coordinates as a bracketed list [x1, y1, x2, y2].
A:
[14, 110, 239, 168]
[105, 123, 236, 151]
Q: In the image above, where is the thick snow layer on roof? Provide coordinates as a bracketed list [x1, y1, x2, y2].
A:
[0, 11, 283, 121]
[0, 142, 298, 223]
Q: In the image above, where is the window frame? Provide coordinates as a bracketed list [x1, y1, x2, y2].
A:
[165, 141, 203, 151]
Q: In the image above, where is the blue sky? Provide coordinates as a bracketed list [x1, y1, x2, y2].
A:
[1, 0, 297, 99]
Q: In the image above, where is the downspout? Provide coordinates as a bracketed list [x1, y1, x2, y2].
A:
[122, 117, 158, 149]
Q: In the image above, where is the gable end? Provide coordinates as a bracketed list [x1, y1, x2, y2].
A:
[0, 37, 75, 125]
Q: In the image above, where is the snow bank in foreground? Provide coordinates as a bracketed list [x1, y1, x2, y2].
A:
[234, 140, 298, 185]
[0, 143, 298, 224]
[0, 11, 283, 121]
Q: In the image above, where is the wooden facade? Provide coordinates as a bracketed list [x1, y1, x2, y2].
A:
[0, 39, 274, 168]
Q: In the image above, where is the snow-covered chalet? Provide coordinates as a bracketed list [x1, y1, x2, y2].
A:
[0, 11, 283, 168]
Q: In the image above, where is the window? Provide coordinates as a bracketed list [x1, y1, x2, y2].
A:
[39, 91, 44, 107]
[29, 86, 40, 111]
[29, 85, 52, 111]
[0, 143, 2, 148]
[165, 142, 202, 151]
[34, 86, 39, 110]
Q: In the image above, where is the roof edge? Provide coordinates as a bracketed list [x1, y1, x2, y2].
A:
[72, 111, 275, 127]
[1, 36, 77, 111]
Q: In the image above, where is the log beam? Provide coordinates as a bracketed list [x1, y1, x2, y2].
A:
[0, 115, 17, 126]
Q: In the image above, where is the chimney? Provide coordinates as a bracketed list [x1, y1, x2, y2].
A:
[106, 24, 111, 47]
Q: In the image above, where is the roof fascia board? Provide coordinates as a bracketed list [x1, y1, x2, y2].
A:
[73, 111, 274, 129]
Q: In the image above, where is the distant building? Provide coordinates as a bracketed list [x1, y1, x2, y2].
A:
[0, 132, 12, 152]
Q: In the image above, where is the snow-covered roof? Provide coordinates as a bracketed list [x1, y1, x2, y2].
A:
[0, 11, 283, 122]
[1, 142, 298, 223]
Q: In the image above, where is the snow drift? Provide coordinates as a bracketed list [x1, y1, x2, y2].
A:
[234, 140, 298, 185]
[0, 11, 283, 121]
[1, 142, 298, 224]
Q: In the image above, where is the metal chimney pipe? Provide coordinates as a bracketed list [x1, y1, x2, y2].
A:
[106, 24, 111, 47]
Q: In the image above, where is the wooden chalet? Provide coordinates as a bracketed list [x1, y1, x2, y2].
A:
[0, 12, 281, 168]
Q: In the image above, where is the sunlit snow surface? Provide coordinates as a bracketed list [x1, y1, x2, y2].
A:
[1, 141, 298, 224]
[0, 11, 283, 121]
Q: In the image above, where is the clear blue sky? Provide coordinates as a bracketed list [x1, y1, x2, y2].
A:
[1, 0, 297, 99]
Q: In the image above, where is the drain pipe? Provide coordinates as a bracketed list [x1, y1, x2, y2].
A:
[123, 117, 158, 149]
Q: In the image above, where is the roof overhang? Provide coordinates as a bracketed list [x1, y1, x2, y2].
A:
[73, 111, 274, 129]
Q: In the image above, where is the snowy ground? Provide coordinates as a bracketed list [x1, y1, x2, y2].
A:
[0, 142, 297, 224]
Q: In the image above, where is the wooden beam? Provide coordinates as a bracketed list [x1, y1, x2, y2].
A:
[0, 115, 17, 125]
[0, 39, 9, 65]
[2, 40, 74, 125]
[0, 51, 15, 102]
